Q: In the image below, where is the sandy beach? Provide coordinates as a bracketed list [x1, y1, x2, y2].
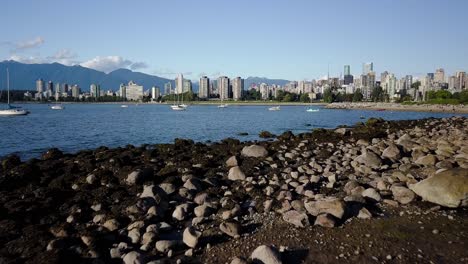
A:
[326, 102, 468, 114]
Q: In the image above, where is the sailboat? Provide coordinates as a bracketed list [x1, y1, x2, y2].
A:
[171, 92, 185, 111]
[306, 107, 319, 112]
[218, 96, 228, 108]
[0, 68, 29, 116]
[268, 106, 280, 111]
[50, 93, 64, 110]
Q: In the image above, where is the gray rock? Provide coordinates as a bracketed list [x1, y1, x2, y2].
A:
[335, 128, 350, 136]
[172, 203, 190, 221]
[103, 219, 119, 231]
[183, 227, 201, 248]
[282, 210, 310, 228]
[231, 257, 248, 264]
[241, 145, 268, 158]
[123, 251, 143, 264]
[314, 213, 336, 228]
[155, 240, 177, 253]
[304, 198, 345, 219]
[126, 171, 142, 185]
[357, 207, 372, 219]
[250, 245, 283, 264]
[228, 166, 246, 181]
[415, 154, 437, 166]
[382, 143, 401, 161]
[194, 204, 213, 217]
[159, 183, 176, 195]
[86, 174, 96, 184]
[354, 149, 382, 169]
[409, 168, 468, 208]
[220, 221, 241, 238]
[362, 188, 381, 202]
[391, 186, 415, 204]
[226, 156, 239, 167]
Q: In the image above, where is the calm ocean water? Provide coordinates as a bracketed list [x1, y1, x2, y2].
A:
[0, 103, 466, 160]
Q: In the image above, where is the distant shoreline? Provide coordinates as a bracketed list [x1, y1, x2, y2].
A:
[326, 102, 468, 114]
[8, 101, 326, 106]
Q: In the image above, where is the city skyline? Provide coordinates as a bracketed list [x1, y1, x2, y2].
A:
[2, 0, 468, 80]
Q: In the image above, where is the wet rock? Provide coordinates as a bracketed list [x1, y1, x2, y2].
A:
[251, 245, 283, 264]
[220, 221, 241, 238]
[259, 131, 275, 138]
[409, 168, 468, 208]
[42, 148, 63, 160]
[228, 166, 246, 181]
[391, 186, 415, 204]
[282, 210, 309, 228]
[314, 213, 336, 228]
[183, 226, 201, 248]
[241, 145, 268, 158]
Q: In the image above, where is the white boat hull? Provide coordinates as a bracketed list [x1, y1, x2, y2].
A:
[121, 105, 129, 108]
[51, 105, 64, 110]
[0, 109, 30, 116]
[268, 106, 280, 111]
[218, 104, 228, 108]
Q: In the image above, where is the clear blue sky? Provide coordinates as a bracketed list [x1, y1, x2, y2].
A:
[2, 0, 468, 80]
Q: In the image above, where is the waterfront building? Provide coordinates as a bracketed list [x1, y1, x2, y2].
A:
[183, 79, 192, 93]
[125, 81, 143, 101]
[363, 62, 373, 74]
[164, 82, 172, 95]
[344, 65, 351, 76]
[456, 71, 466, 91]
[434, 68, 445, 83]
[199, 76, 209, 99]
[119, 84, 126, 99]
[36, 78, 44, 93]
[90, 84, 100, 98]
[383, 73, 398, 101]
[259, 83, 269, 100]
[218, 76, 230, 100]
[62, 83, 69, 93]
[54, 83, 61, 94]
[381, 71, 389, 84]
[151, 86, 160, 101]
[231, 77, 244, 100]
[175, 73, 184, 94]
[71, 85, 80, 98]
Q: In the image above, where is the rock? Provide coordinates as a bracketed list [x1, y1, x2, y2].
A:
[103, 219, 119, 231]
[172, 203, 190, 221]
[357, 207, 372, 219]
[304, 198, 345, 219]
[228, 166, 246, 181]
[259, 131, 275, 138]
[194, 204, 213, 217]
[126, 170, 142, 185]
[415, 154, 437, 166]
[155, 240, 177, 253]
[183, 227, 201, 248]
[220, 221, 241, 238]
[159, 183, 176, 195]
[409, 168, 468, 208]
[1, 154, 21, 170]
[334, 127, 350, 136]
[241, 145, 268, 158]
[250, 245, 283, 264]
[231, 257, 248, 264]
[362, 188, 381, 202]
[391, 186, 415, 204]
[42, 148, 63, 160]
[354, 149, 382, 169]
[382, 143, 401, 161]
[123, 251, 143, 264]
[282, 210, 309, 228]
[86, 174, 96, 184]
[226, 156, 238, 167]
[314, 214, 336, 228]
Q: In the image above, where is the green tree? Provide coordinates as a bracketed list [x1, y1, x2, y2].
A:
[352, 89, 363, 102]
[283, 93, 293, 102]
[411, 81, 421, 90]
[323, 88, 334, 103]
[299, 93, 310, 102]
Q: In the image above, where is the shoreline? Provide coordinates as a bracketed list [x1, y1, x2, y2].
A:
[0, 116, 467, 263]
[326, 102, 468, 114]
[8, 101, 325, 106]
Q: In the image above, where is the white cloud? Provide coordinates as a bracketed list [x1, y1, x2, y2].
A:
[46, 49, 78, 65]
[80, 56, 132, 73]
[130, 61, 148, 70]
[8, 54, 47, 64]
[15, 37, 44, 51]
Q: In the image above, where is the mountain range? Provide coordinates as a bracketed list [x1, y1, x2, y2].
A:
[0, 60, 291, 92]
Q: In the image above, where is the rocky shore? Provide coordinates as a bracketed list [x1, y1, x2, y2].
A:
[0, 117, 467, 264]
[326, 102, 468, 114]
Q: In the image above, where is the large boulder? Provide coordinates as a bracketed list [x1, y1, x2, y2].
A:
[241, 145, 268, 158]
[282, 210, 309, 228]
[382, 143, 401, 161]
[354, 149, 382, 169]
[304, 198, 345, 219]
[250, 245, 282, 264]
[409, 168, 468, 208]
[391, 186, 415, 204]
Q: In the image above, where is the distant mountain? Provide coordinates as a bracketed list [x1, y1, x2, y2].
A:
[244, 76, 290, 89]
[0, 60, 175, 91]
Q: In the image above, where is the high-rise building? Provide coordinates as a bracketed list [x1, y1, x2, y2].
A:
[71, 85, 80, 98]
[62, 83, 69, 93]
[259, 83, 269, 100]
[199, 76, 209, 99]
[54, 83, 61, 94]
[90, 84, 100, 98]
[456, 71, 466, 91]
[183, 79, 192, 93]
[427, 73, 434, 80]
[125, 81, 143, 101]
[47, 81, 53, 91]
[344, 65, 351, 76]
[363, 62, 373, 74]
[175, 74, 184, 94]
[380, 71, 389, 83]
[164, 82, 172, 95]
[383, 73, 397, 101]
[231, 77, 244, 101]
[218, 76, 230, 100]
[434, 68, 445, 83]
[36, 79, 44, 93]
[119, 84, 126, 99]
[151, 86, 160, 100]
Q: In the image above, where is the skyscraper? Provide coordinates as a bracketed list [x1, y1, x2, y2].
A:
[175, 74, 184, 94]
[363, 62, 373, 74]
[151, 86, 160, 100]
[164, 82, 172, 95]
[199, 76, 209, 99]
[90, 84, 100, 98]
[183, 79, 192, 93]
[456, 71, 466, 91]
[218, 76, 230, 100]
[231, 77, 244, 101]
[125, 81, 143, 101]
[344, 65, 350, 76]
[36, 79, 44, 93]
[434, 68, 445, 83]
[71, 85, 80, 98]
[119, 84, 126, 99]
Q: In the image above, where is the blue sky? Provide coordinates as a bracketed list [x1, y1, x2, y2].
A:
[2, 0, 468, 80]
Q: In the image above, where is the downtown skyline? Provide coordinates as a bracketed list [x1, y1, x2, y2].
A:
[2, 0, 468, 81]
